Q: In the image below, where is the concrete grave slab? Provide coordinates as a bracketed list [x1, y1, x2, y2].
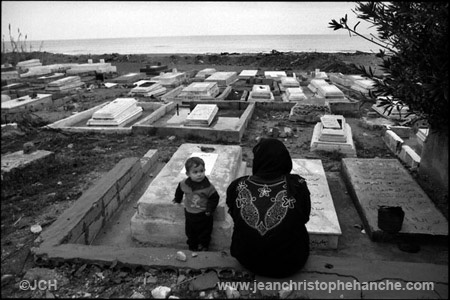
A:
[264, 71, 287, 81]
[341, 158, 448, 241]
[130, 80, 166, 97]
[131, 143, 245, 249]
[133, 101, 254, 143]
[204, 71, 238, 87]
[151, 71, 186, 88]
[317, 84, 345, 99]
[238, 70, 258, 79]
[87, 98, 143, 127]
[399, 145, 421, 169]
[292, 159, 342, 249]
[283, 87, 306, 101]
[177, 82, 220, 100]
[310, 117, 356, 157]
[350, 79, 376, 95]
[280, 76, 300, 87]
[184, 104, 219, 127]
[416, 128, 429, 146]
[47, 101, 165, 134]
[320, 115, 341, 129]
[195, 68, 217, 79]
[372, 98, 412, 120]
[66, 62, 117, 74]
[2, 149, 54, 175]
[248, 84, 274, 101]
[1, 94, 53, 113]
[307, 79, 329, 93]
[110, 72, 146, 84]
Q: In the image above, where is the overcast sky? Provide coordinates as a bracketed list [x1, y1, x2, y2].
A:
[2, 1, 375, 41]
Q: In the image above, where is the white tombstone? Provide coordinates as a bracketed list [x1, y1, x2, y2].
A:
[285, 87, 307, 101]
[248, 84, 274, 101]
[184, 104, 219, 127]
[195, 68, 217, 79]
[317, 84, 345, 99]
[307, 79, 329, 93]
[177, 82, 220, 100]
[280, 76, 300, 87]
[204, 71, 238, 87]
[264, 71, 287, 81]
[292, 159, 342, 249]
[310, 115, 356, 156]
[131, 143, 245, 249]
[238, 70, 258, 79]
[87, 98, 143, 126]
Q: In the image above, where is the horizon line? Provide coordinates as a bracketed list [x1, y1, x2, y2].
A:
[23, 33, 361, 42]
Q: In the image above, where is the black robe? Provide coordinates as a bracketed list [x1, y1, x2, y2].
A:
[226, 138, 311, 278]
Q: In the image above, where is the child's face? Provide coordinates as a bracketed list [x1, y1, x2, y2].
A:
[186, 164, 205, 182]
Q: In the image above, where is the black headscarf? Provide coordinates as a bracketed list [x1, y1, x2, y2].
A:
[252, 138, 292, 179]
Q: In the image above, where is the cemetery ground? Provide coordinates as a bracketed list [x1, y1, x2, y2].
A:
[1, 52, 448, 298]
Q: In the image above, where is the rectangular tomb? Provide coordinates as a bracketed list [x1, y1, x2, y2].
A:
[205, 71, 238, 87]
[87, 98, 143, 126]
[310, 115, 356, 157]
[1, 94, 53, 112]
[341, 158, 448, 241]
[307, 79, 329, 93]
[248, 84, 274, 101]
[131, 143, 244, 249]
[177, 82, 220, 100]
[238, 70, 258, 79]
[195, 68, 217, 79]
[292, 159, 342, 249]
[264, 71, 287, 81]
[317, 84, 346, 99]
[184, 104, 219, 127]
[284, 87, 306, 101]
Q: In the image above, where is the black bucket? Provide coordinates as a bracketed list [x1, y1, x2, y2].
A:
[378, 206, 405, 233]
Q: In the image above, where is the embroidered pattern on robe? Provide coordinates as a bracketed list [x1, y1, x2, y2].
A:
[236, 180, 296, 236]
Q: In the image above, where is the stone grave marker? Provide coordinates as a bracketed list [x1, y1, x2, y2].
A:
[341, 158, 448, 240]
[131, 143, 245, 249]
[292, 159, 342, 249]
[87, 98, 143, 126]
[184, 104, 219, 127]
[311, 115, 356, 156]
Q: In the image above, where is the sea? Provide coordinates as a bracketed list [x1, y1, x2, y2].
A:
[5, 34, 383, 56]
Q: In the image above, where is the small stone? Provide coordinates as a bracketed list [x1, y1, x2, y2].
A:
[30, 224, 42, 234]
[199, 291, 206, 297]
[225, 285, 240, 299]
[191, 252, 198, 257]
[23, 142, 36, 154]
[1, 274, 14, 285]
[67, 143, 74, 149]
[176, 251, 187, 262]
[168, 136, 176, 141]
[279, 287, 294, 299]
[130, 291, 145, 298]
[145, 275, 158, 284]
[176, 275, 186, 284]
[45, 290, 55, 298]
[151, 286, 171, 299]
[168, 296, 179, 299]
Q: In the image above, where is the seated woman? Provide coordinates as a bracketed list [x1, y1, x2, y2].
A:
[226, 138, 311, 278]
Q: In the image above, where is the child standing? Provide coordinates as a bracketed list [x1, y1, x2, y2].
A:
[173, 157, 219, 251]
